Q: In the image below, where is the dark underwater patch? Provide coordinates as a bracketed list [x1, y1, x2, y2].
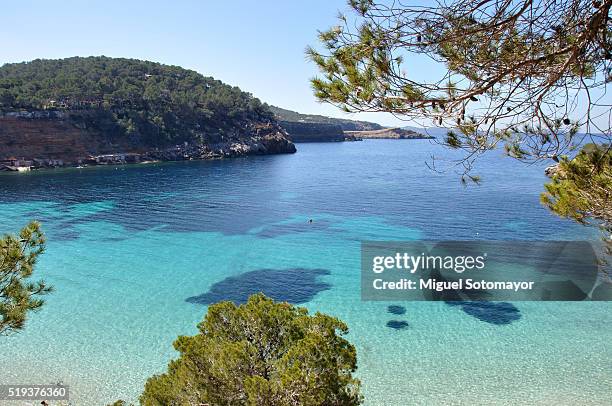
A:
[101, 236, 129, 242]
[51, 229, 81, 241]
[386, 320, 409, 330]
[387, 305, 406, 315]
[254, 219, 335, 238]
[446, 301, 521, 325]
[186, 268, 331, 305]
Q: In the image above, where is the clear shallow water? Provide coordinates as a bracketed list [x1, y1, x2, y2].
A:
[0, 140, 609, 405]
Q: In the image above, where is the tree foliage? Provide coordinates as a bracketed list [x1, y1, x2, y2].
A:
[0, 222, 51, 335]
[541, 144, 612, 269]
[308, 0, 611, 170]
[139, 293, 362, 406]
[0, 56, 275, 146]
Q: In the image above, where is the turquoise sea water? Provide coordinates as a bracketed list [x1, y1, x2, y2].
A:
[0, 140, 610, 405]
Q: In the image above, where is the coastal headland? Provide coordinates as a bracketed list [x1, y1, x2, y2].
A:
[0, 57, 296, 171]
[345, 127, 434, 140]
[270, 106, 433, 142]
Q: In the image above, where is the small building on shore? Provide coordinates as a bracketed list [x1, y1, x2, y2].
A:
[0, 157, 33, 171]
[0, 157, 19, 166]
[94, 153, 141, 164]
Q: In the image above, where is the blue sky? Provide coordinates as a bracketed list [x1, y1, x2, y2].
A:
[1, 1, 607, 131]
[2, 0, 415, 126]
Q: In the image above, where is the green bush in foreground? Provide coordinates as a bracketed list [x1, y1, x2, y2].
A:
[0, 221, 51, 335]
[131, 293, 361, 406]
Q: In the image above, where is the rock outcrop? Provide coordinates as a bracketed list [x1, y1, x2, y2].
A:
[280, 121, 348, 143]
[0, 56, 297, 169]
[0, 112, 295, 168]
[270, 105, 382, 131]
[273, 106, 434, 143]
[344, 127, 433, 139]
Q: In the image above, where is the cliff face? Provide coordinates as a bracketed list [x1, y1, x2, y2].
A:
[225, 123, 297, 155]
[0, 57, 297, 167]
[0, 114, 135, 161]
[0, 112, 295, 167]
[270, 106, 383, 131]
[279, 121, 433, 143]
[280, 121, 347, 143]
[344, 128, 433, 139]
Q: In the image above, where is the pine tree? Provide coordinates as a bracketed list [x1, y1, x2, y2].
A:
[0, 221, 52, 335]
[138, 293, 362, 406]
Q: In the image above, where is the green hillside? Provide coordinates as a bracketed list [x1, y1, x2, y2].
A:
[0, 56, 275, 146]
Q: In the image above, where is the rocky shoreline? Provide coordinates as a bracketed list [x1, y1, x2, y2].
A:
[0, 137, 296, 172]
[0, 113, 296, 172]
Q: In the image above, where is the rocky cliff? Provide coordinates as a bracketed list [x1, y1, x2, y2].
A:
[280, 121, 348, 143]
[0, 57, 296, 168]
[270, 105, 382, 131]
[344, 127, 433, 139]
[0, 113, 135, 162]
[0, 111, 295, 168]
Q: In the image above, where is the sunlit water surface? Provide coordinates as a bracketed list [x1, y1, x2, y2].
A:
[0, 140, 609, 405]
